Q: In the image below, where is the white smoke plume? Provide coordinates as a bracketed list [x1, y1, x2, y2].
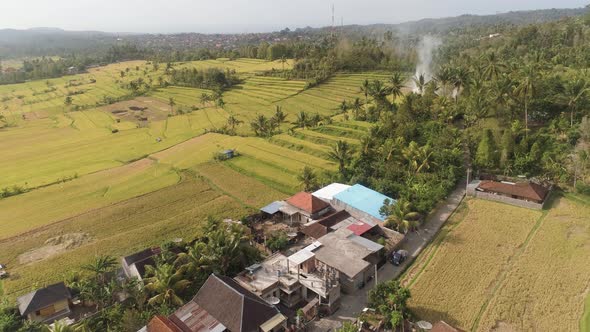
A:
[412, 35, 442, 93]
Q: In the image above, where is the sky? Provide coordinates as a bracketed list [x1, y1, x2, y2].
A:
[1, 0, 587, 33]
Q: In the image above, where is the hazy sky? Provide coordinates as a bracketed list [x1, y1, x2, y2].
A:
[2, 0, 587, 33]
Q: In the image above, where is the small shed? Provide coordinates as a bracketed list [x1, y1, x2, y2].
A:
[221, 149, 235, 159]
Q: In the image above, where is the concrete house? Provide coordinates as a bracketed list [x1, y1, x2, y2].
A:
[279, 192, 332, 224]
[17, 282, 72, 324]
[122, 247, 162, 281]
[144, 274, 286, 332]
[467, 179, 550, 209]
[331, 184, 395, 225]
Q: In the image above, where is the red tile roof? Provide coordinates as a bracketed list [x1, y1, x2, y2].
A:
[286, 192, 330, 214]
[478, 180, 549, 202]
[347, 221, 374, 236]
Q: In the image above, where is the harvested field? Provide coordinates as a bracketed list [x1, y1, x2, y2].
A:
[477, 195, 590, 332]
[405, 199, 542, 330]
[405, 195, 590, 332]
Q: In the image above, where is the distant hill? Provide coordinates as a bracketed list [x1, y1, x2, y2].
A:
[0, 6, 587, 59]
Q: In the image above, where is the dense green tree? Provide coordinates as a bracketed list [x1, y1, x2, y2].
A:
[328, 140, 353, 176]
[475, 129, 498, 169]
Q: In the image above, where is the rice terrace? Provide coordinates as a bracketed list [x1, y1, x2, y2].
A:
[1, 4, 590, 331]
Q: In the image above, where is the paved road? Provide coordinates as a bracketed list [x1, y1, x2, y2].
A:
[311, 184, 466, 331]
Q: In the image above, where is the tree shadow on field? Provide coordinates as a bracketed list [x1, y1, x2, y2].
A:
[439, 232, 464, 246]
[410, 306, 464, 329]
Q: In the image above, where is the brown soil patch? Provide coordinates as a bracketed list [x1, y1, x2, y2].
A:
[99, 97, 170, 124]
[18, 233, 91, 264]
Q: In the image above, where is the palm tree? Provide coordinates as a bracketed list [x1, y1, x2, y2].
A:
[43, 319, 84, 332]
[250, 114, 269, 136]
[369, 80, 389, 100]
[203, 226, 250, 275]
[452, 66, 470, 102]
[514, 64, 537, 137]
[387, 72, 405, 104]
[482, 52, 505, 81]
[297, 166, 318, 191]
[279, 56, 288, 71]
[351, 97, 363, 120]
[168, 97, 176, 115]
[360, 79, 371, 105]
[402, 141, 434, 175]
[82, 255, 117, 284]
[383, 198, 420, 233]
[226, 115, 242, 134]
[272, 105, 287, 124]
[295, 111, 310, 129]
[175, 242, 210, 281]
[412, 74, 426, 94]
[561, 77, 588, 127]
[144, 263, 190, 307]
[339, 100, 348, 114]
[328, 140, 353, 176]
[434, 67, 453, 97]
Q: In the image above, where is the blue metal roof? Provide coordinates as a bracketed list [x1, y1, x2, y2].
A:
[333, 184, 395, 221]
[260, 201, 285, 214]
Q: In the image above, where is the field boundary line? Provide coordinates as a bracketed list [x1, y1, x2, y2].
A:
[470, 197, 553, 331]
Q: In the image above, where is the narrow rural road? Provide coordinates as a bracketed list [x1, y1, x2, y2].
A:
[310, 183, 466, 331]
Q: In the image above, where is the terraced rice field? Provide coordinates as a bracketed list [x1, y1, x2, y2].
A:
[0, 175, 250, 298]
[404, 196, 590, 331]
[0, 59, 385, 299]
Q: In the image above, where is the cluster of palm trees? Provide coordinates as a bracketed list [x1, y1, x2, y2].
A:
[250, 106, 288, 137]
[50, 218, 259, 331]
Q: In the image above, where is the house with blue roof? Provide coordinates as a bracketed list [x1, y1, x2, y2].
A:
[332, 184, 396, 225]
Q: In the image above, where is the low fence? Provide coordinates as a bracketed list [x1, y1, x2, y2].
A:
[470, 191, 545, 210]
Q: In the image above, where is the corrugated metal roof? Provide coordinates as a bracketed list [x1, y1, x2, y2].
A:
[333, 184, 395, 221]
[288, 249, 315, 265]
[348, 234, 384, 252]
[260, 201, 285, 214]
[312, 183, 351, 201]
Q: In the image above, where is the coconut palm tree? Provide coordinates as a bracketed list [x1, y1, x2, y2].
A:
[272, 105, 287, 125]
[297, 166, 318, 191]
[351, 97, 363, 120]
[226, 115, 242, 134]
[328, 140, 353, 176]
[339, 100, 348, 114]
[82, 255, 117, 285]
[202, 226, 250, 275]
[482, 51, 505, 81]
[200, 93, 211, 106]
[402, 141, 435, 175]
[387, 72, 405, 104]
[250, 114, 269, 136]
[412, 74, 426, 95]
[514, 64, 537, 137]
[383, 198, 420, 233]
[144, 263, 190, 307]
[168, 97, 176, 115]
[175, 242, 210, 281]
[295, 111, 310, 129]
[360, 79, 371, 105]
[561, 77, 589, 127]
